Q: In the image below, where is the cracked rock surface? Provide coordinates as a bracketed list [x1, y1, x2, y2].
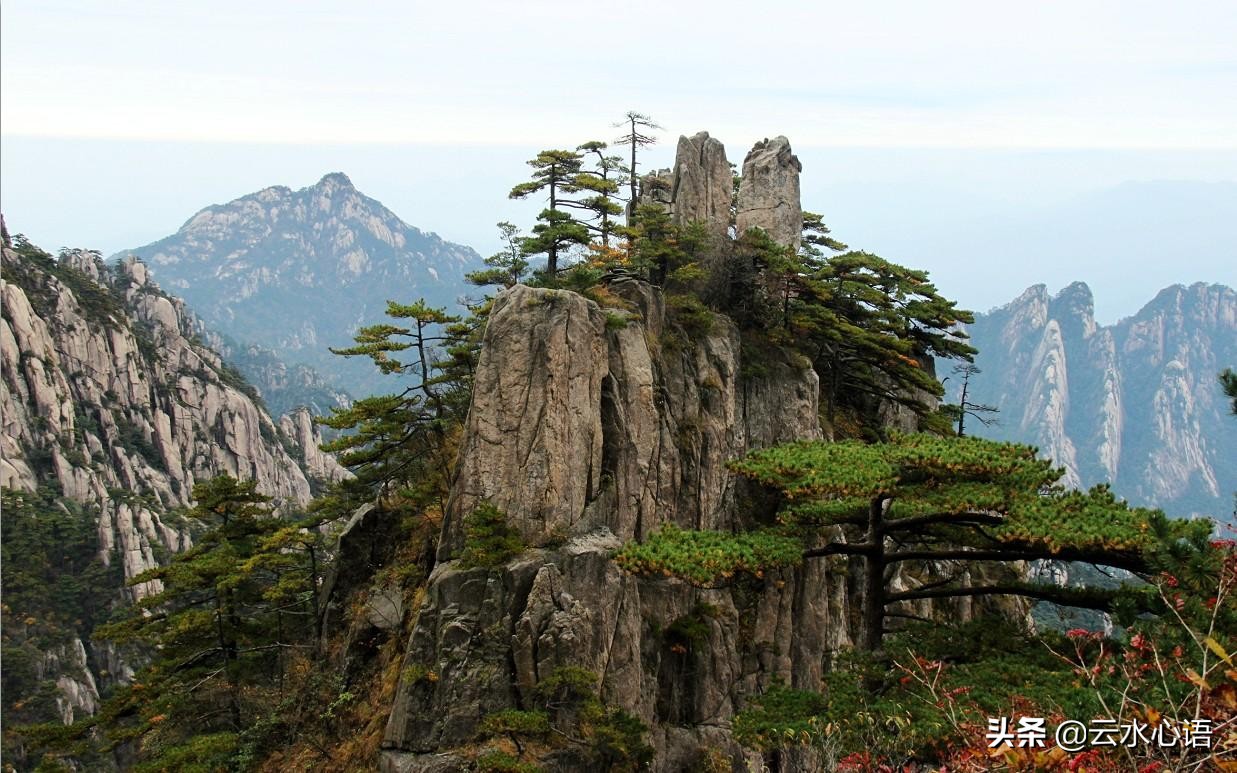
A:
[1, 244, 341, 723]
[384, 280, 849, 771]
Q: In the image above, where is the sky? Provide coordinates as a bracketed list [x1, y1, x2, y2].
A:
[3, 0, 1236, 321]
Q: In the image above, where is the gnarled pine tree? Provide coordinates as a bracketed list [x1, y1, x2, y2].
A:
[319, 299, 478, 513]
[617, 433, 1196, 651]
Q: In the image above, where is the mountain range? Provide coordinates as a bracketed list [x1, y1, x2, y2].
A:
[116, 173, 481, 398]
[950, 280, 1236, 520]
[111, 171, 1237, 519]
[4, 144, 1234, 769]
[0, 236, 347, 731]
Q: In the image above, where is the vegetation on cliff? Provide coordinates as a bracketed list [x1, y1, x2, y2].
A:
[5, 115, 1234, 772]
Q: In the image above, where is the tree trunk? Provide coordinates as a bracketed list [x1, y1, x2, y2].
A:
[957, 370, 970, 437]
[214, 590, 242, 730]
[628, 123, 638, 224]
[548, 178, 558, 275]
[861, 496, 888, 652]
[309, 545, 323, 646]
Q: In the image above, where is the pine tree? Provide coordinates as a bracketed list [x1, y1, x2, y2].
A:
[947, 363, 998, 436]
[573, 141, 626, 246]
[629, 204, 684, 286]
[319, 300, 475, 507]
[95, 475, 317, 769]
[509, 149, 590, 276]
[802, 250, 975, 425]
[799, 211, 848, 257]
[617, 434, 1198, 651]
[467, 221, 529, 289]
[612, 111, 660, 221]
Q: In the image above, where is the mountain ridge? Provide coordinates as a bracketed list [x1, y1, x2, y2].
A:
[1, 235, 347, 734]
[116, 172, 482, 397]
[953, 279, 1236, 520]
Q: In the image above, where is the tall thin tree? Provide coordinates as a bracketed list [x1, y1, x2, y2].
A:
[613, 111, 661, 221]
[950, 362, 999, 436]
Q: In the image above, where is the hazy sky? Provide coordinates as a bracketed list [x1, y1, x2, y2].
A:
[3, 1, 1236, 321]
[5, 1, 1237, 147]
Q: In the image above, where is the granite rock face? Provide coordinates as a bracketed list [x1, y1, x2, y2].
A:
[668, 131, 733, 242]
[1, 242, 339, 723]
[279, 405, 350, 487]
[736, 136, 803, 252]
[955, 281, 1236, 519]
[437, 282, 823, 557]
[385, 280, 852, 771]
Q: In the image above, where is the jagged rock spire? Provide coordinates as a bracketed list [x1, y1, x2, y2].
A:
[736, 136, 803, 252]
[668, 131, 732, 241]
[640, 132, 805, 253]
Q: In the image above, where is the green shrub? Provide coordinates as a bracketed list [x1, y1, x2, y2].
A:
[588, 708, 654, 771]
[531, 667, 652, 771]
[458, 503, 525, 568]
[476, 750, 543, 773]
[667, 293, 714, 337]
[604, 312, 629, 332]
[557, 263, 604, 293]
[664, 602, 720, 652]
[480, 709, 551, 738]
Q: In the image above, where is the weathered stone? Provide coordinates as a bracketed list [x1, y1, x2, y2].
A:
[0, 244, 339, 724]
[386, 280, 839, 771]
[378, 751, 467, 773]
[438, 286, 607, 558]
[365, 586, 406, 633]
[319, 502, 408, 641]
[45, 638, 100, 725]
[279, 406, 350, 485]
[736, 136, 803, 251]
[669, 131, 732, 242]
[636, 168, 673, 212]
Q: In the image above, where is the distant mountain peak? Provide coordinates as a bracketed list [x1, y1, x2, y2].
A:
[956, 280, 1236, 521]
[1010, 283, 1049, 307]
[1049, 282, 1096, 338]
[117, 176, 481, 398]
[254, 185, 293, 203]
[1055, 281, 1093, 303]
[316, 171, 355, 190]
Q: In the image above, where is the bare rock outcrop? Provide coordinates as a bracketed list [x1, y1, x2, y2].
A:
[668, 131, 733, 242]
[437, 282, 822, 556]
[635, 169, 674, 212]
[1, 242, 338, 723]
[958, 281, 1236, 519]
[279, 406, 351, 486]
[386, 281, 846, 771]
[736, 136, 803, 251]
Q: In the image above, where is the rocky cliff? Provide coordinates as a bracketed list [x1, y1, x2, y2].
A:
[1, 237, 346, 726]
[382, 280, 846, 772]
[736, 137, 803, 253]
[666, 131, 733, 244]
[376, 133, 945, 772]
[955, 281, 1236, 520]
[116, 172, 481, 398]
